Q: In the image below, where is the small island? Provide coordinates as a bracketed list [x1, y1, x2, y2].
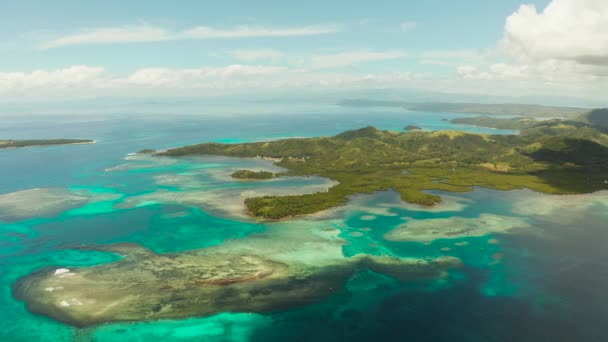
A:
[404, 125, 422, 131]
[157, 118, 608, 219]
[0, 139, 94, 149]
[231, 170, 276, 180]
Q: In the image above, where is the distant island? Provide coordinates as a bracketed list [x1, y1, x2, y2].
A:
[404, 125, 422, 131]
[449, 116, 540, 130]
[157, 116, 608, 219]
[231, 170, 276, 180]
[339, 99, 590, 118]
[0, 139, 94, 149]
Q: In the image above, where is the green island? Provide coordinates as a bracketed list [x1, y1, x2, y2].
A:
[0, 139, 94, 149]
[231, 170, 276, 180]
[158, 115, 608, 219]
[404, 125, 422, 131]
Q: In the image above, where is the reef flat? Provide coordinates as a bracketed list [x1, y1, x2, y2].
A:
[0, 139, 94, 149]
[384, 214, 531, 242]
[157, 122, 608, 219]
[13, 222, 461, 327]
[0, 188, 107, 222]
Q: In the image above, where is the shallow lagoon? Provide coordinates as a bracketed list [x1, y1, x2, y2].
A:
[0, 110, 606, 341]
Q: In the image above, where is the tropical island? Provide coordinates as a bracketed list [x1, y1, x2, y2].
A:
[0, 139, 94, 149]
[231, 170, 276, 180]
[157, 114, 608, 219]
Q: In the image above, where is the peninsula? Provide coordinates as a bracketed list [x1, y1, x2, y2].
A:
[0, 139, 94, 149]
[449, 116, 539, 130]
[339, 100, 590, 118]
[158, 120, 608, 219]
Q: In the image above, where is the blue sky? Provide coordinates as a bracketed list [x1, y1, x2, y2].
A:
[1, 0, 606, 106]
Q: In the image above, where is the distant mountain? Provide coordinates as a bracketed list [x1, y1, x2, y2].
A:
[339, 99, 590, 118]
[577, 108, 608, 127]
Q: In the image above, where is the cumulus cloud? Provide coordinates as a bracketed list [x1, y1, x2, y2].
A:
[500, 0, 608, 65]
[38, 24, 341, 49]
[458, 0, 608, 84]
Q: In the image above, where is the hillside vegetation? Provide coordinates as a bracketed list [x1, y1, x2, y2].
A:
[159, 123, 608, 219]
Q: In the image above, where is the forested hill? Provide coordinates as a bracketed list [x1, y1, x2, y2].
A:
[157, 122, 608, 219]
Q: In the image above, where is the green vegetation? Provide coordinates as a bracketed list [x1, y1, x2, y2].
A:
[450, 116, 539, 129]
[158, 123, 608, 219]
[231, 170, 275, 179]
[340, 99, 588, 118]
[0, 139, 93, 149]
[404, 125, 422, 131]
[137, 148, 156, 154]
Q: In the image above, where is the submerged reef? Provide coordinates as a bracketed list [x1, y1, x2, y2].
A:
[383, 214, 531, 242]
[14, 222, 461, 327]
[0, 188, 89, 222]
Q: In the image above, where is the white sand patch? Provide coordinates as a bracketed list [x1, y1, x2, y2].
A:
[54, 268, 70, 276]
[384, 214, 531, 242]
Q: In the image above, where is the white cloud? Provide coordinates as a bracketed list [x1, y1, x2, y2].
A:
[231, 49, 284, 61]
[0, 66, 105, 91]
[309, 51, 409, 69]
[38, 24, 341, 50]
[123, 65, 287, 88]
[458, 0, 608, 88]
[0, 63, 423, 100]
[400, 21, 417, 32]
[500, 0, 608, 65]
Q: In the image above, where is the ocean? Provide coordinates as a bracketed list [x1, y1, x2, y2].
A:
[0, 108, 606, 341]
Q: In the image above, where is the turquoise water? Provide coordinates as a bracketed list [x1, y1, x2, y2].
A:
[0, 111, 606, 341]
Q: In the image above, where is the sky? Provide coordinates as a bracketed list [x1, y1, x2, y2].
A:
[1, 0, 607, 107]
